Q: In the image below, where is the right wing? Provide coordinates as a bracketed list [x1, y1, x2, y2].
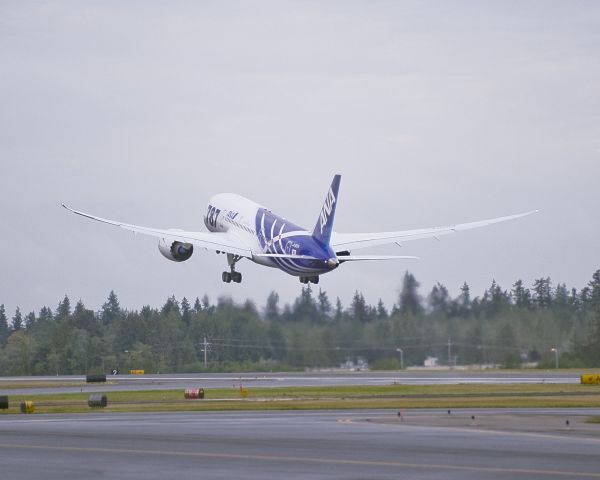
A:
[330, 210, 538, 251]
[62, 204, 252, 257]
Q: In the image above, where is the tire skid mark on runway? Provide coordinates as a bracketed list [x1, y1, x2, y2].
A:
[348, 418, 600, 443]
[0, 442, 598, 478]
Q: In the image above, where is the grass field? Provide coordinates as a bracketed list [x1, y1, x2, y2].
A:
[2, 383, 600, 414]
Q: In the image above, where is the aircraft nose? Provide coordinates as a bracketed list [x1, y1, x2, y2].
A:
[327, 258, 339, 268]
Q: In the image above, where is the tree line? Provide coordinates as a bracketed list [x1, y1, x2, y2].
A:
[1, 269, 600, 375]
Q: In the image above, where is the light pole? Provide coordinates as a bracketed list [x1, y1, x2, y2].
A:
[396, 347, 404, 370]
[198, 336, 211, 368]
[124, 350, 131, 372]
[551, 347, 559, 369]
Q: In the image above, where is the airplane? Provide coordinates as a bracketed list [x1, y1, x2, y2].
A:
[63, 175, 536, 284]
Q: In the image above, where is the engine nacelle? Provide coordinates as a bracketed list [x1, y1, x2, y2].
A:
[158, 239, 194, 262]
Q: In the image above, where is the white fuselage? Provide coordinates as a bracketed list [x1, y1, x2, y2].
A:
[203, 193, 268, 265]
[203, 193, 337, 276]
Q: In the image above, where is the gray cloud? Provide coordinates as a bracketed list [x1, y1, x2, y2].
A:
[1, 1, 599, 316]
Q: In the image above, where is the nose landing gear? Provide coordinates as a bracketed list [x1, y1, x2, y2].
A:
[222, 253, 243, 283]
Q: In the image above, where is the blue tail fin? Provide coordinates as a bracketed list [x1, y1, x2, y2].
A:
[312, 174, 341, 246]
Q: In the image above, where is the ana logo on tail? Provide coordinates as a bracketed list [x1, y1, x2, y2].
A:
[320, 187, 336, 234]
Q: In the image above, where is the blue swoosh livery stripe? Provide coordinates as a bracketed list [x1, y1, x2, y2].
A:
[255, 209, 336, 277]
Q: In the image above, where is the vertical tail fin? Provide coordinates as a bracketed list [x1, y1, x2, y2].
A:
[312, 174, 341, 246]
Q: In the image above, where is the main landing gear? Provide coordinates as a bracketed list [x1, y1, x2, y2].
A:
[299, 276, 319, 284]
[222, 253, 243, 283]
[222, 271, 242, 283]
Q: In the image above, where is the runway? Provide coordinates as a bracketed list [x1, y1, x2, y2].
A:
[0, 370, 582, 395]
[1, 409, 599, 479]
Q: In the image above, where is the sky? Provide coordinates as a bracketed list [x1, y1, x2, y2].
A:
[1, 1, 599, 317]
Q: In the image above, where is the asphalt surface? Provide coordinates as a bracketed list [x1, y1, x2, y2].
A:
[0, 370, 583, 395]
[1, 409, 599, 479]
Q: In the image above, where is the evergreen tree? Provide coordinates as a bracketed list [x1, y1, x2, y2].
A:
[0, 304, 8, 345]
[73, 299, 85, 316]
[265, 291, 280, 321]
[428, 282, 450, 315]
[12, 307, 24, 331]
[397, 271, 423, 316]
[317, 289, 332, 321]
[376, 299, 388, 319]
[181, 297, 191, 325]
[580, 286, 591, 310]
[56, 295, 71, 319]
[293, 285, 318, 322]
[161, 295, 180, 316]
[243, 299, 258, 315]
[72, 300, 98, 332]
[482, 279, 510, 317]
[201, 294, 214, 314]
[554, 283, 569, 309]
[202, 294, 210, 310]
[456, 282, 471, 316]
[532, 277, 552, 308]
[39, 306, 53, 321]
[512, 279, 532, 309]
[193, 297, 202, 313]
[101, 290, 121, 325]
[334, 297, 343, 322]
[25, 311, 36, 330]
[351, 291, 368, 323]
[588, 269, 600, 309]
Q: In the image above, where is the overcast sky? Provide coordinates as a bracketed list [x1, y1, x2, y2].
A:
[1, 1, 599, 317]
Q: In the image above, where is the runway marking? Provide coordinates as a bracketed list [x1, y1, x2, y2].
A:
[0, 411, 341, 424]
[0, 443, 598, 478]
[348, 416, 600, 444]
[113, 376, 581, 384]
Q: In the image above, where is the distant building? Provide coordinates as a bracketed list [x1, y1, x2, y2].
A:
[340, 357, 369, 371]
[424, 356, 438, 367]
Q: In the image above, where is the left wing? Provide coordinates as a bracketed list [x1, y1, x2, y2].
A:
[330, 210, 538, 251]
[62, 204, 252, 257]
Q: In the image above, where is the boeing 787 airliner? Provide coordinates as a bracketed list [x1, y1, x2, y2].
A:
[63, 175, 536, 284]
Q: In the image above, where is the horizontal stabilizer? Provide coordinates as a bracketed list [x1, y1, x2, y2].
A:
[337, 255, 419, 261]
[254, 253, 321, 260]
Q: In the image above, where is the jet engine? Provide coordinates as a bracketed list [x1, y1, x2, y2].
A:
[158, 239, 194, 262]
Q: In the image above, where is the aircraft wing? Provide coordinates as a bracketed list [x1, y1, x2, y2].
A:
[62, 204, 252, 257]
[330, 210, 538, 252]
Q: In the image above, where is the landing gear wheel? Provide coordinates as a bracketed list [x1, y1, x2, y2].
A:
[310, 276, 320, 284]
[299, 276, 309, 284]
[223, 253, 243, 284]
